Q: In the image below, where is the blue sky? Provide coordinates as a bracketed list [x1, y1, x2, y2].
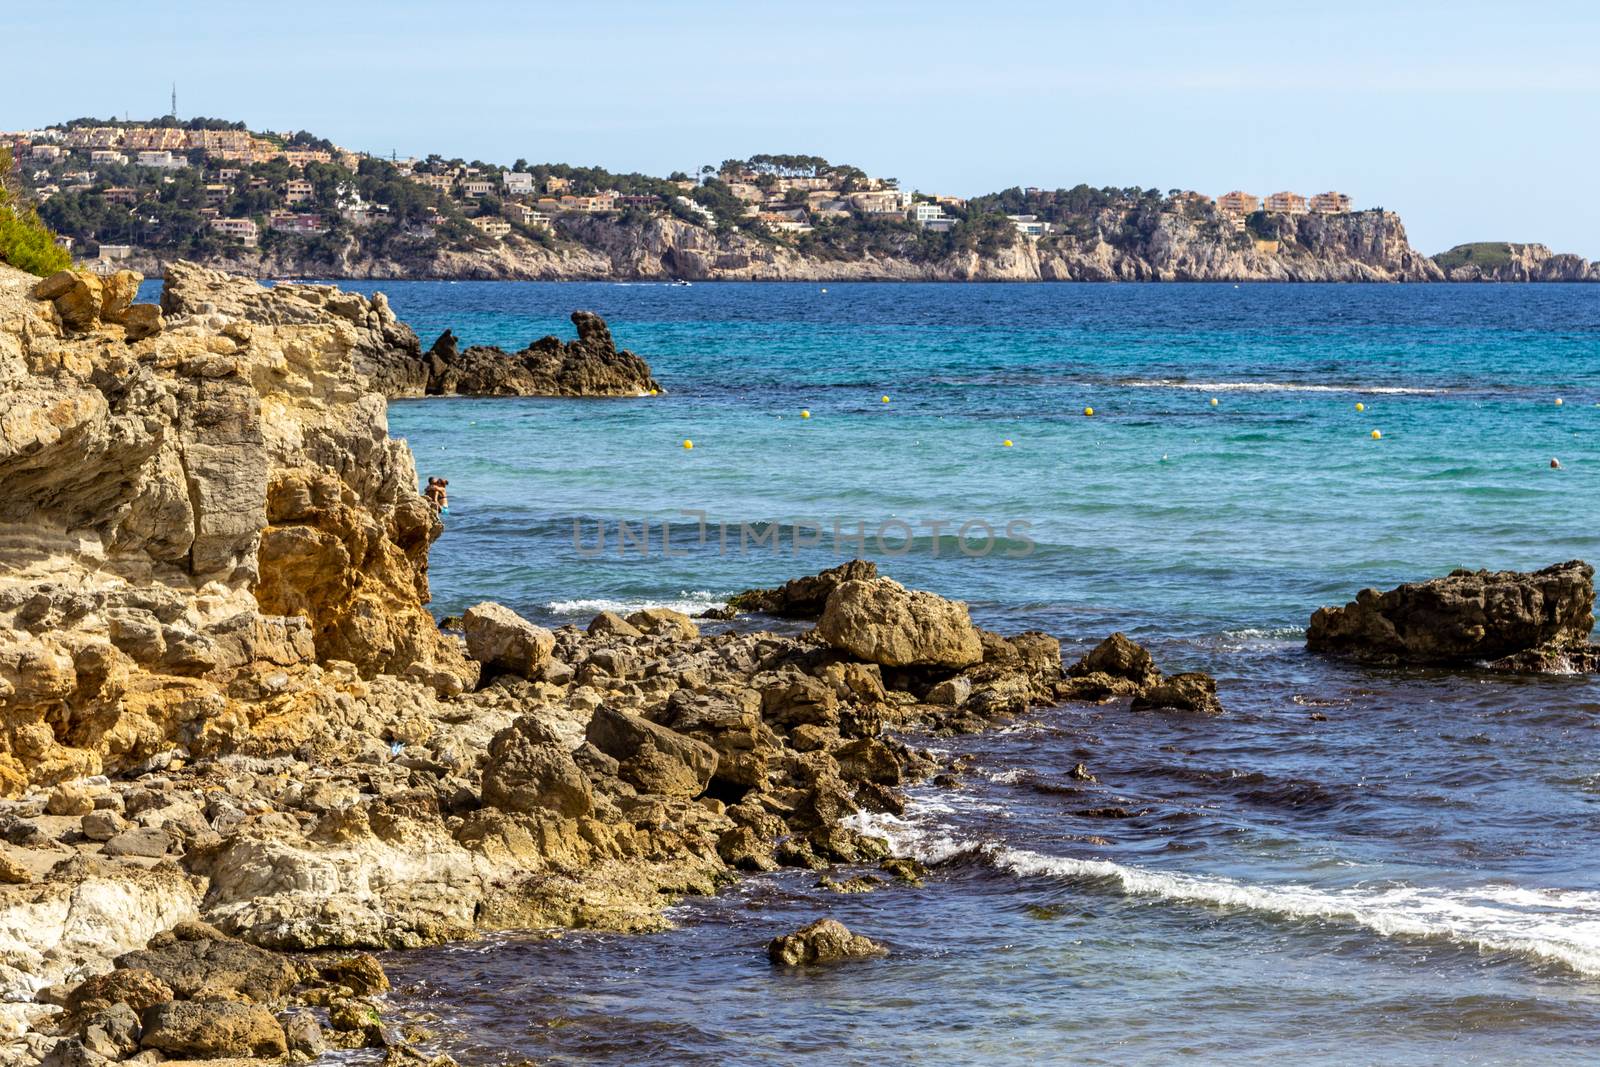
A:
[5, 0, 1598, 255]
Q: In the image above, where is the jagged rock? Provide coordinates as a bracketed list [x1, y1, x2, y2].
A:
[0, 852, 31, 883]
[139, 1001, 287, 1059]
[1068, 632, 1157, 690]
[79, 1002, 140, 1060]
[391, 311, 661, 398]
[585, 706, 718, 797]
[767, 918, 885, 965]
[463, 602, 555, 679]
[1130, 672, 1222, 715]
[1306, 561, 1596, 667]
[316, 953, 390, 996]
[925, 676, 971, 706]
[728, 560, 880, 618]
[816, 577, 983, 669]
[80, 810, 127, 842]
[46, 783, 95, 817]
[481, 716, 594, 817]
[120, 302, 164, 340]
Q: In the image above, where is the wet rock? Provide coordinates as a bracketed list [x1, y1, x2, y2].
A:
[925, 676, 972, 706]
[316, 953, 391, 996]
[767, 918, 886, 965]
[409, 310, 662, 398]
[282, 1009, 326, 1057]
[1130, 672, 1223, 715]
[727, 560, 880, 618]
[816, 577, 983, 669]
[482, 716, 594, 817]
[140, 1001, 287, 1059]
[832, 738, 903, 786]
[1306, 561, 1597, 667]
[463, 602, 555, 679]
[585, 705, 717, 798]
[1067, 632, 1158, 692]
[880, 857, 927, 886]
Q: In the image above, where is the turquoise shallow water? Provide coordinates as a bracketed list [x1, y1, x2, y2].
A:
[321, 280, 1597, 1064]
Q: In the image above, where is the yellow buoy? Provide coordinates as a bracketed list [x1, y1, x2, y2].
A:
[1355, 402, 1365, 412]
[800, 409, 810, 419]
[1084, 406, 1094, 417]
[1210, 397, 1219, 407]
[682, 439, 694, 449]
[1003, 439, 1013, 447]
[649, 389, 658, 396]
[881, 395, 890, 404]
[1555, 397, 1564, 406]
[1370, 429, 1382, 439]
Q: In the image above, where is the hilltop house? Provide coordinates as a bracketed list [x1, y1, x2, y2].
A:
[1008, 214, 1053, 238]
[1216, 190, 1261, 215]
[284, 179, 314, 205]
[209, 217, 258, 246]
[503, 172, 535, 195]
[1309, 191, 1351, 214]
[1265, 191, 1307, 215]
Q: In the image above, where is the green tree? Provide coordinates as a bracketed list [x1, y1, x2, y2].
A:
[0, 148, 72, 276]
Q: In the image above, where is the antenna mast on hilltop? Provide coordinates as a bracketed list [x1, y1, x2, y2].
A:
[170, 83, 177, 119]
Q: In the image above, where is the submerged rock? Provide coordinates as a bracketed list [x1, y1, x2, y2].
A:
[1306, 561, 1597, 668]
[767, 918, 885, 965]
[1130, 671, 1222, 715]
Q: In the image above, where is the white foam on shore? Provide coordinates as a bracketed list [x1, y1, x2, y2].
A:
[1121, 379, 1443, 395]
[543, 591, 725, 617]
[848, 810, 1600, 978]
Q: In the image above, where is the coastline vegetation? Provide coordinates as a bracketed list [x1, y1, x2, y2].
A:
[0, 148, 72, 276]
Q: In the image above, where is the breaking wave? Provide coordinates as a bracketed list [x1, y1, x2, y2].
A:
[849, 810, 1600, 978]
[543, 591, 725, 617]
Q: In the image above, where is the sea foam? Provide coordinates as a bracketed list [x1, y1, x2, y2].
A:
[848, 810, 1600, 978]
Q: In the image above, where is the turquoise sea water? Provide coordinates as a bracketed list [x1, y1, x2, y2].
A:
[330, 281, 1595, 1064]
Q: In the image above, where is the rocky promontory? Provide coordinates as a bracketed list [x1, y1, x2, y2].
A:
[0, 260, 1235, 1065]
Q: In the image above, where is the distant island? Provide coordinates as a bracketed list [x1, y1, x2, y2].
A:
[5, 116, 1596, 282]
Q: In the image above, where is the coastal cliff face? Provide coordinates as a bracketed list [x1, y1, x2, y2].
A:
[1435, 242, 1600, 281]
[0, 260, 474, 794]
[125, 208, 1458, 283]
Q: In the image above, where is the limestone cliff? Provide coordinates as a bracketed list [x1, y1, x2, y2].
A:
[1435, 242, 1600, 281]
[0, 261, 474, 794]
[124, 207, 1468, 283]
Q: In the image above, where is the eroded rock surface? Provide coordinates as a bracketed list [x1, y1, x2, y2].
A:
[1306, 561, 1597, 668]
[767, 918, 885, 965]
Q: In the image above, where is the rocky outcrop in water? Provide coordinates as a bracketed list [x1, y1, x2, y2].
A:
[1060, 632, 1224, 713]
[767, 918, 885, 966]
[726, 560, 880, 619]
[1306, 561, 1598, 670]
[388, 311, 661, 399]
[1434, 243, 1600, 282]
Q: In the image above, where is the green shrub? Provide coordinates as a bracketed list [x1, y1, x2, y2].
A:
[0, 148, 72, 276]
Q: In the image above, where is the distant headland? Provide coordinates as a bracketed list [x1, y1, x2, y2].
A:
[5, 116, 1596, 282]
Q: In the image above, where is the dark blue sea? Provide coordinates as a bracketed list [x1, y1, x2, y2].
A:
[321, 280, 1599, 1064]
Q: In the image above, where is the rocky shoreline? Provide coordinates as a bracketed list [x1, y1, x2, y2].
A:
[3, 260, 1595, 1066]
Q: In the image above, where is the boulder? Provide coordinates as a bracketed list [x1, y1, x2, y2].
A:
[585, 705, 718, 798]
[99, 270, 143, 323]
[114, 938, 299, 1002]
[587, 611, 642, 638]
[1130, 672, 1222, 715]
[481, 716, 594, 818]
[79, 1002, 140, 1060]
[1068, 632, 1157, 690]
[66, 969, 174, 1017]
[102, 828, 169, 858]
[411, 310, 662, 398]
[625, 607, 699, 641]
[816, 578, 983, 669]
[46, 783, 96, 817]
[728, 560, 880, 618]
[32, 270, 103, 331]
[119, 302, 164, 341]
[767, 918, 885, 965]
[462, 602, 555, 678]
[81, 810, 127, 842]
[1307, 561, 1597, 667]
[281, 1009, 326, 1057]
[140, 1001, 287, 1059]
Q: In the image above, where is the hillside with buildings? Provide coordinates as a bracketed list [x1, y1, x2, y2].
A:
[5, 118, 1596, 281]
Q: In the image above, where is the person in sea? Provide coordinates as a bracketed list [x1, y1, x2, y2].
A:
[424, 477, 449, 515]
